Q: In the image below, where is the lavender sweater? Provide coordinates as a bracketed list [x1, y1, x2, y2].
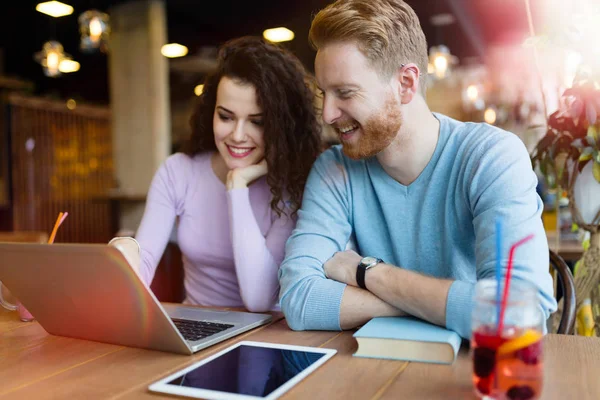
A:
[135, 153, 295, 312]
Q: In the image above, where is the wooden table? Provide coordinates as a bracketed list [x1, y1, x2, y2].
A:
[1, 307, 599, 400]
[547, 231, 585, 262]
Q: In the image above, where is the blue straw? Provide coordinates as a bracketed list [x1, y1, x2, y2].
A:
[495, 218, 503, 328]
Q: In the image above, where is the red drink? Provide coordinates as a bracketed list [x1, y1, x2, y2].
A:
[472, 326, 543, 400]
[471, 280, 544, 400]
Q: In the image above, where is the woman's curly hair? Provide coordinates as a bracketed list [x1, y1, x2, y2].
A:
[186, 36, 322, 217]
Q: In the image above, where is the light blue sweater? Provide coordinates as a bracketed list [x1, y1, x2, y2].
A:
[278, 113, 557, 338]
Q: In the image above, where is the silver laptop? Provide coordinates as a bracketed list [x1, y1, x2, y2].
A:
[0, 243, 272, 355]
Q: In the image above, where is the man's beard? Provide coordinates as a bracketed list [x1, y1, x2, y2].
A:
[341, 96, 403, 160]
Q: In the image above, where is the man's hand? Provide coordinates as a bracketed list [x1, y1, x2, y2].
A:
[226, 159, 268, 190]
[323, 250, 363, 286]
[324, 250, 407, 329]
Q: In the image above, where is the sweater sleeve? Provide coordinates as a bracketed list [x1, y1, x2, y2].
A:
[278, 149, 353, 331]
[446, 132, 558, 338]
[134, 154, 188, 285]
[227, 187, 296, 312]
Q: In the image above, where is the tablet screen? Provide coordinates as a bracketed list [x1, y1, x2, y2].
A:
[165, 344, 326, 397]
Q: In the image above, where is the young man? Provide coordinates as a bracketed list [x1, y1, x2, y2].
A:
[278, 0, 557, 338]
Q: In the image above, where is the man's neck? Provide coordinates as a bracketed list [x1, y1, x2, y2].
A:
[376, 97, 440, 186]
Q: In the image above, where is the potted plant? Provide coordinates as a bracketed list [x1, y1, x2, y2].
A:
[531, 69, 600, 334]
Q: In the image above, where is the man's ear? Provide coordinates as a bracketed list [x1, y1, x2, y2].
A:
[395, 63, 420, 104]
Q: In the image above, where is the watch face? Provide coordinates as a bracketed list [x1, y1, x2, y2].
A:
[361, 256, 377, 266]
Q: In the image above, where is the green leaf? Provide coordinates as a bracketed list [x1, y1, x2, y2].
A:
[583, 239, 591, 251]
[580, 153, 593, 162]
[593, 161, 600, 183]
[574, 260, 582, 276]
[580, 146, 594, 162]
[557, 164, 564, 180]
[572, 223, 579, 232]
[589, 125, 599, 141]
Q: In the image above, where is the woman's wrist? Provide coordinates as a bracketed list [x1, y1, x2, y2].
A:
[108, 237, 142, 277]
[226, 172, 248, 190]
[108, 237, 141, 254]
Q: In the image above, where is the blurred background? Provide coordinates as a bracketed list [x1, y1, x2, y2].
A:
[0, 0, 597, 245]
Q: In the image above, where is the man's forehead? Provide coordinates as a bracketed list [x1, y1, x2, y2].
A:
[315, 44, 377, 89]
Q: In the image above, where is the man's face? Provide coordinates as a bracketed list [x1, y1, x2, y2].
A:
[315, 42, 402, 160]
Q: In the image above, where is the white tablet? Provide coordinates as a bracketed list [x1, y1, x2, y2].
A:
[148, 341, 337, 400]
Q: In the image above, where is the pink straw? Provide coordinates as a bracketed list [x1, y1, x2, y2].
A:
[58, 212, 69, 226]
[48, 211, 69, 244]
[497, 234, 535, 336]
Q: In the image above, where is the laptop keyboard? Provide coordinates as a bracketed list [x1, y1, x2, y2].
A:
[171, 318, 234, 342]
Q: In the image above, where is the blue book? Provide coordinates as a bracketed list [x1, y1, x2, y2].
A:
[353, 316, 462, 364]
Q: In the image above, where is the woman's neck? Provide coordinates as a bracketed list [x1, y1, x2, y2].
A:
[210, 152, 229, 184]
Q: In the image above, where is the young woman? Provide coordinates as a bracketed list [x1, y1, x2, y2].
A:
[110, 36, 321, 312]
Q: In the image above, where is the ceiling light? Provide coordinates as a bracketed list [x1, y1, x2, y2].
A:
[466, 85, 479, 102]
[36, 1, 74, 18]
[79, 10, 110, 53]
[66, 99, 77, 110]
[194, 84, 204, 96]
[34, 41, 71, 77]
[59, 59, 80, 73]
[161, 43, 188, 58]
[263, 27, 295, 43]
[429, 13, 456, 27]
[428, 45, 457, 80]
[433, 55, 448, 74]
[484, 107, 497, 125]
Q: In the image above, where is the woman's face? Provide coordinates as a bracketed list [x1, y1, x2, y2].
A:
[213, 76, 265, 170]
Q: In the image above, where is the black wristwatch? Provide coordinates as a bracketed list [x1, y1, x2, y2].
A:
[356, 256, 383, 290]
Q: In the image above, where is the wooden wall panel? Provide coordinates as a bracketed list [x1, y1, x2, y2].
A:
[9, 94, 114, 243]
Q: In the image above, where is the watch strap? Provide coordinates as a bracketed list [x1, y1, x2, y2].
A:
[356, 257, 383, 290]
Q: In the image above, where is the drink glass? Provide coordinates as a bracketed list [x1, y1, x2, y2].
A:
[0, 282, 35, 321]
[471, 279, 544, 400]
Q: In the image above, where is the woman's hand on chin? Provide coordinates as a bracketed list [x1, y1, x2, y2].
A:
[226, 159, 268, 190]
